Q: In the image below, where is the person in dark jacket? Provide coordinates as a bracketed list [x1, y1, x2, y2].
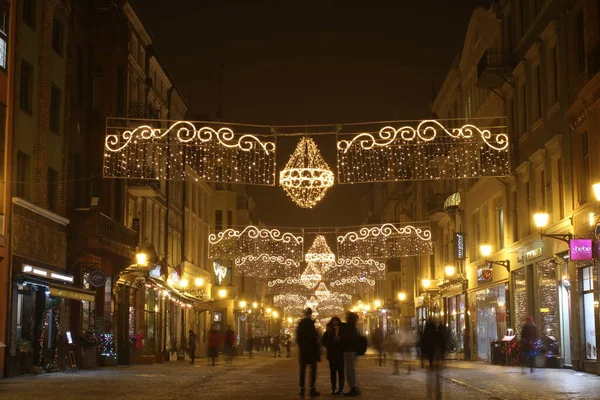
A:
[188, 330, 197, 364]
[521, 316, 538, 373]
[296, 307, 321, 398]
[420, 318, 437, 368]
[322, 317, 345, 395]
[340, 311, 360, 397]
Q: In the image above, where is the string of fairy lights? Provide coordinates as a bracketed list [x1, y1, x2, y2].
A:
[104, 117, 509, 209]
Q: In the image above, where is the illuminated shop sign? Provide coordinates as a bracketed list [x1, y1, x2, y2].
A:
[569, 239, 593, 261]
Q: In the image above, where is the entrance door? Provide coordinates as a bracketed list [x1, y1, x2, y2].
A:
[477, 307, 495, 360]
[559, 282, 571, 365]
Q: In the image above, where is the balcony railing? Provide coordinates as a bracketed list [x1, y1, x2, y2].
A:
[426, 193, 450, 216]
[98, 213, 138, 252]
[588, 42, 600, 80]
[128, 102, 159, 119]
[477, 49, 511, 89]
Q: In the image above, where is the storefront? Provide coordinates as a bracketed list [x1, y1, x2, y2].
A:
[440, 280, 466, 355]
[468, 282, 507, 361]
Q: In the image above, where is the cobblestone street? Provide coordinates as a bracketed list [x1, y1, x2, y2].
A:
[0, 352, 598, 400]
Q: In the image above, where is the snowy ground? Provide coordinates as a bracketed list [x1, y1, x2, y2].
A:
[0, 350, 598, 400]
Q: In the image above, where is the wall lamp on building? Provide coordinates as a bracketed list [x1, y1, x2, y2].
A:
[533, 211, 573, 244]
[421, 278, 431, 289]
[136, 252, 148, 267]
[218, 288, 228, 298]
[479, 243, 510, 272]
[397, 292, 407, 301]
[444, 265, 455, 278]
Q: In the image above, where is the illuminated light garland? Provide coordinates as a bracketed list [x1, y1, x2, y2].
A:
[324, 257, 386, 280]
[267, 277, 312, 295]
[330, 277, 376, 294]
[305, 296, 319, 310]
[336, 120, 510, 183]
[300, 262, 323, 289]
[280, 137, 334, 208]
[314, 282, 331, 300]
[103, 120, 276, 185]
[234, 253, 300, 277]
[337, 223, 432, 259]
[209, 225, 303, 260]
[273, 294, 307, 307]
[304, 235, 336, 264]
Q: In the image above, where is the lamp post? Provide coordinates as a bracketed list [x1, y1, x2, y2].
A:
[533, 211, 572, 244]
[479, 243, 510, 272]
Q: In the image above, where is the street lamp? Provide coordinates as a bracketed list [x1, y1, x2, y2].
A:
[239, 300, 247, 308]
[593, 182, 600, 201]
[444, 265, 455, 277]
[179, 278, 189, 289]
[218, 289, 227, 298]
[479, 243, 510, 272]
[422, 278, 431, 289]
[195, 277, 204, 287]
[374, 300, 382, 308]
[266, 307, 272, 315]
[272, 311, 279, 318]
[532, 210, 572, 244]
[287, 317, 293, 323]
[136, 252, 148, 267]
[252, 302, 258, 309]
[397, 292, 407, 301]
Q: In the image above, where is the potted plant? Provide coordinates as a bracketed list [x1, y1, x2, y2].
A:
[80, 330, 99, 369]
[18, 339, 33, 374]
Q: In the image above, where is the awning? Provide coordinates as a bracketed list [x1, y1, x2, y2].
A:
[49, 283, 95, 302]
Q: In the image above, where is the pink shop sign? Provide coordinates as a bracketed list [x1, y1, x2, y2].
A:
[569, 239, 593, 261]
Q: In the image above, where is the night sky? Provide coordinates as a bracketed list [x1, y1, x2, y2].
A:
[134, 0, 494, 228]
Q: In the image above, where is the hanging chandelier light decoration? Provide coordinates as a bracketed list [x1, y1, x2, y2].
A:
[300, 262, 323, 289]
[305, 235, 336, 264]
[279, 137, 334, 208]
[314, 282, 331, 301]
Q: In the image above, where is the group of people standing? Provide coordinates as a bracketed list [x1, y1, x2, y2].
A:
[245, 333, 292, 359]
[296, 308, 364, 398]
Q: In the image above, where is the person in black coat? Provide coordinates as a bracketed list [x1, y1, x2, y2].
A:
[322, 316, 344, 395]
[296, 307, 321, 398]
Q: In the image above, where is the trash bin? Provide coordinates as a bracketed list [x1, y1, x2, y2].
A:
[490, 341, 506, 365]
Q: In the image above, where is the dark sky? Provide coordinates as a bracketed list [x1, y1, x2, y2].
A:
[134, 0, 493, 228]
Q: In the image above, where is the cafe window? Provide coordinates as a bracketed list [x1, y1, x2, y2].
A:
[581, 265, 597, 360]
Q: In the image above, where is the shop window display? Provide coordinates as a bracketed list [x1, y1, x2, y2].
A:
[537, 259, 560, 356]
[512, 268, 527, 338]
[581, 265, 597, 360]
[473, 284, 507, 360]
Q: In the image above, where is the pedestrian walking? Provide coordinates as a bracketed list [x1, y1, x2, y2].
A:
[340, 311, 361, 397]
[272, 335, 281, 358]
[285, 334, 292, 358]
[422, 318, 447, 400]
[188, 330, 197, 364]
[322, 317, 345, 395]
[372, 327, 385, 366]
[246, 335, 254, 359]
[224, 325, 236, 364]
[208, 325, 220, 366]
[296, 307, 321, 398]
[521, 316, 538, 374]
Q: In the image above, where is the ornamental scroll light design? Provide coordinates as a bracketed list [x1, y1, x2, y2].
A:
[336, 119, 510, 183]
[337, 222, 433, 259]
[234, 254, 301, 278]
[103, 119, 277, 185]
[209, 226, 304, 261]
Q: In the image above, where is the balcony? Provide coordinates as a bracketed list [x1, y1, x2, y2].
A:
[128, 102, 160, 119]
[477, 49, 511, 89]
[588, 42, 600, 80]
[426, 193, 450, 219]
[98, 213, 139, 253]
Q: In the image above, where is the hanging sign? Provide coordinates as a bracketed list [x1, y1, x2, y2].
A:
[454, 233, 466, 260]
[89, 270, 107, 288]
[477, 263, 493, 284]
[569, 239, 593, 261]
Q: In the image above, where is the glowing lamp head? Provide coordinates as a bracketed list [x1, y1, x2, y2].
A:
[397, 292, 407, 301]
[266, 307, 272, 314]
[364, 305, 371, 311]
[252, 302, 258, 309]
[374, 300, 382, 308]
[593, 182, 600, 201]
[479, 244, 492, 258]
[533, 212, 549, 229]
[195, 277, 204, 287]
[444, 265, 455, 277]
[422, 279, 431, 289]
[179, 278, 188, 288]
[218, 289, 227, 298]
[136, 252, 148, 266]
[287, 317, 293, 323]
[239, 301, 247, 308]
[272, 311, 279, 318]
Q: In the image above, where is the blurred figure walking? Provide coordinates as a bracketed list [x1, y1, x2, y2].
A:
[340, 312, 361, 397]
[322, 317, 345, 395]
[188, 330, 197, 365]
[273, 335, 282, 358]
[423, 318, 448, 400]
[285, 334, 292, 358]
[371, 327, 385, 366]
[246, 335, 254, 359]
[224, 325, 236, 364]
[297, 308, 321, 398]
[521, 316, 538, 374]
[208, 325, 220, 366]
